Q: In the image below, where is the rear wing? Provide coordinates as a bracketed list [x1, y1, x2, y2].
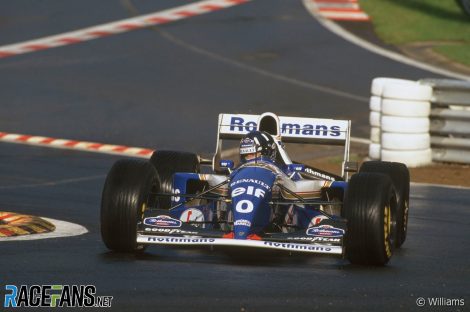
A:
[212, 113, 352, 178]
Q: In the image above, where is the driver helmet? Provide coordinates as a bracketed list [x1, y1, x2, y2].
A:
[239, 131, 277, 163]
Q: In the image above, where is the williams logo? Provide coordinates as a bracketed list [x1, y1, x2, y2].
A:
[144, 216, 182, 228]
[306, 225, 345, 237]
[4, 285, 112, 308]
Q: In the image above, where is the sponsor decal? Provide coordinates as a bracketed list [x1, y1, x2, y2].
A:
[241, 137, 255, 145]
[143, 216, 182, 228]
[171, 188, 181, 202]
[180, 208, 205, 224]
[234, 219, 251, 227]
[290, 164, 304, 172]
[220, 160, 234, 169]
[229, 117, 257, 132]
[263, 241, 331, 252]
[310, 215, 329, 226]
[231, 186, 266, 198]
[304, 167, 336, 181]
[240, 146, 257, 154]
[228, 117, 341, 137]
[3, 285, 112, 308]
[306, 225, 345, 237]
[287, 236, 341, 243]
[144, 227, 198, 235]
[240, 138, 257, 154]
[147, 237, 215, 243]
[230, 179, 271, 190]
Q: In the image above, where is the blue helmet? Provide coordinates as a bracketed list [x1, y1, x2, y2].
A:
[239, 131, 277, 163]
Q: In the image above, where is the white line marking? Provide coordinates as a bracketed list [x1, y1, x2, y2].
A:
[411, 182, 470, 190]
[0, 218, 88, 241]
[316, 3, 359, 9]
[302, 0, 470, 81]
[319, 11, 369, 20]
[144, 26, 369, 103]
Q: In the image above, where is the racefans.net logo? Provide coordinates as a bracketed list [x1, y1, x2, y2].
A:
[4, 285, 113, 308]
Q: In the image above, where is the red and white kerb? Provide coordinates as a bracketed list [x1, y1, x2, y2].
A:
[0, 132, 153, 158]
[311, 0, 370, 21]
[0, 0, 250, 59]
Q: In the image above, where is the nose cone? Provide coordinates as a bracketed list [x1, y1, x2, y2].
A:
[233, 217, 252, 240]
[229, 166, 276, 239]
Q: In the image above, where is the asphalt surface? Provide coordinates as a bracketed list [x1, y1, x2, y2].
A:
[0, 0, 469, 311]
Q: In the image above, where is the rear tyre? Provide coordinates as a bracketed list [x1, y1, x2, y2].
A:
[343, 173, 397, 265]
[101, 159, 159, 252]
[149, 151, 200, 208]
[360, 161, 410, 247]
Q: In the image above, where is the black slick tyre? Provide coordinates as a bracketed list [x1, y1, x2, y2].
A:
[149, 151, 200, 208]
[101, 159, 159, 252]
[343, 173, 397, 265]
[360, 161, 410, 247]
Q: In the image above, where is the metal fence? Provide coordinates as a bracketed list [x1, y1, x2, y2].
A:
[420, 79, 470, 164]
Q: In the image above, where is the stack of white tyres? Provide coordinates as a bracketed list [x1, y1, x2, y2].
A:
[369, 78, 433, 167]
[368, 95, 381, 159]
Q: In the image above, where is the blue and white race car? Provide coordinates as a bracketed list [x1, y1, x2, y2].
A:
[101, 112, 410, 265]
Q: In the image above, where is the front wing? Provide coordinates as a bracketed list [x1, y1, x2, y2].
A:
[137, 234, 343, 255]
[138, 209, 346, 256]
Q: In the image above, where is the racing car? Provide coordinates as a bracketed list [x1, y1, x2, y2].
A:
[100, 112, 410, 265]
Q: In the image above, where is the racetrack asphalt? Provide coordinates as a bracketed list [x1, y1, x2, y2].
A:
[0, 0, 468, 311]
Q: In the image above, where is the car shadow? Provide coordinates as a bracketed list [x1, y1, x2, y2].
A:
[99, 246, 339, 268]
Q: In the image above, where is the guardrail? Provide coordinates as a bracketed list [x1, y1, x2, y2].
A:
[369, 78, 470, 167]
[420, 79, 470, 164]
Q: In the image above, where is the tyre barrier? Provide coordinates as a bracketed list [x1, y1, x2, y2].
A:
[370, 126, 381, 143]
[371, 78, 414, 97]
[368, 143, 381, 160]
[0, 212, 55, 237]
[369, 96, 382, 112]
[381, 116, 430, 134]
[368, 78, 432, 166]
[369, 77, 470, 166]
[369, 111, 381, 127]
[380, 149, 432, 168]
[368, 96, 381, 159]
[381, 133, 430, 151]
[381, 99, 431, 117]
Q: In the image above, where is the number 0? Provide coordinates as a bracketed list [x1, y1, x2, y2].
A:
[235, 200, 253, 213]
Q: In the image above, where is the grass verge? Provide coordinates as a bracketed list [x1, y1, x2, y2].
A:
[360, 0, 470, 67]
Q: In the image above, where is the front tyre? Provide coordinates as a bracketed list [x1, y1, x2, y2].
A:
[343, 173, 397, 265]
[360, 161, 410, 247]
[101, 159, 159, 252]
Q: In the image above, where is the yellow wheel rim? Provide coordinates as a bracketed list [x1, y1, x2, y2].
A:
[141, 202, 147, 218]
[384, 204, 392, 258]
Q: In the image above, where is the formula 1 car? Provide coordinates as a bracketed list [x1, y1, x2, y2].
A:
[101, 112, 410, 265]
